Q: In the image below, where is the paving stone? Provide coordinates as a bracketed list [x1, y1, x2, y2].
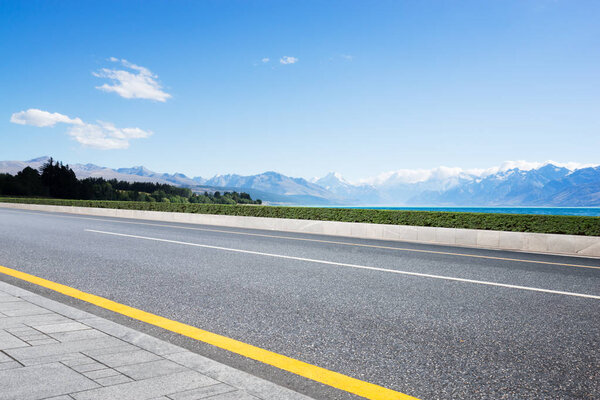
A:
[61, 355, 95, 367]
[72, 370, 218, 400]
[82, 368, 121, 380]
[164, 352, 215, 373]
[1, 307, 52, 317]
[0, 361, 22, 371]
[79, 318, 135, 337]
[83, 344, 138, 357]
[0, 281, 34, 297]
[5, 337, 125, 361]
[205, 391, 259, 400]
[119, 332, 186, 357]
[32, 322, 90, 334]
[0, 362, 98, 400]
[168, 383, 236, 400]
[0, 302, 52, 317]
[0, 300, 28, 310]
[72, 362, 108, 373]
[50, 329, 108, 343]
[6, 326, 36, 334]
[20, 353, 93, 366]
[94, 374, 134, 386]
[0, 314, 70, 329]
[0, 351, 12, 362]
[91, 349, 162, 368]
[14, 333, 48, 341]
[81, 318, 185, 356]
[0, 295, 22, 303]
[115, 359, 187, 380]
[27, 338, 59, 346]
[0, 329, 29, 350]
[21, 294, 95, 320]
[165, 352, 309, 400]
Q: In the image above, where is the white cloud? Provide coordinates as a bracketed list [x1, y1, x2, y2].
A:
[361, 167, 467, 186]
[10, 109, 151, 150]
[67, 122, 152, 150]
[93, 58, 171, 102]
[280, 56, 298, 65]
[340, 54, 353, 61]
[10, 109, 83, 127]
[261, 57, 270, 63]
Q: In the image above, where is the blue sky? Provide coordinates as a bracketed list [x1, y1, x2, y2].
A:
[2, 0, 599, 181]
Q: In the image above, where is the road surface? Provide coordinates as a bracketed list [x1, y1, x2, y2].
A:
[0, 207, 599, 399]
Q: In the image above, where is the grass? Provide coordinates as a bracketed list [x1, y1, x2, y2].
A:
[1, 197, 599, 236]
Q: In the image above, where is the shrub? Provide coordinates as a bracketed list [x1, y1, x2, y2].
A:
[1, 197, 599, 236]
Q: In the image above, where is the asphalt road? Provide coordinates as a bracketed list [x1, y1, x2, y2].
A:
[0, 207, 599, 399]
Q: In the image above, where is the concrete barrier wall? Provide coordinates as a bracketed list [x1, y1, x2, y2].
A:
[2, 202, 599, 258]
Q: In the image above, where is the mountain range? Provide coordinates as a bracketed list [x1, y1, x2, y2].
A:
[1, 156, 599, 206]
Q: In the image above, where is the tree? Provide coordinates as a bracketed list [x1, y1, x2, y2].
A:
[40, 158, 80, 198]
[2, 158, 262, 204]
[13, 167, 45, 196]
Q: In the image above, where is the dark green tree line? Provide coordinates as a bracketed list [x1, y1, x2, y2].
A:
[0, 158, 261, 205]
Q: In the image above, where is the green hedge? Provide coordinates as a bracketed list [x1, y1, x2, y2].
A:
[1, 197, 599, 236]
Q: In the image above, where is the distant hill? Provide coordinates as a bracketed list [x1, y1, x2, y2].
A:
[313, 172, 381, 204]
[0, 156, 49, 175]
[0, 157, 166, 184]
[115, 166, 205, 187]
[0, 157, 340, 205]
[2, 157, 599, 206]
[205, 171, 338, 203]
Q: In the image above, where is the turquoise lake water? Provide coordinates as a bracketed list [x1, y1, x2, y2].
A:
[344, 207, 600, 217]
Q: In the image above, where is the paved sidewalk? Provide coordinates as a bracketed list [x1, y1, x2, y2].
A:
[0, 280, 313, 400]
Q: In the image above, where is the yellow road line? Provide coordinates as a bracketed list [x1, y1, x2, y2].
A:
[0, 264, 418, 400]
[3, 207, 600, 270]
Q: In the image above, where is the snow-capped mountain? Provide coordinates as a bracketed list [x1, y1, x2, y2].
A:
[406, 164, 600, 206]
[313, 172, 381, 204]
[0, 158, 339, 204]
[0, 156, 52, 175]
[116, 166, 206, 186]
[205, 171, 336, 203]
[1, 157, 599, 206]
[0, 157, 172, 184]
